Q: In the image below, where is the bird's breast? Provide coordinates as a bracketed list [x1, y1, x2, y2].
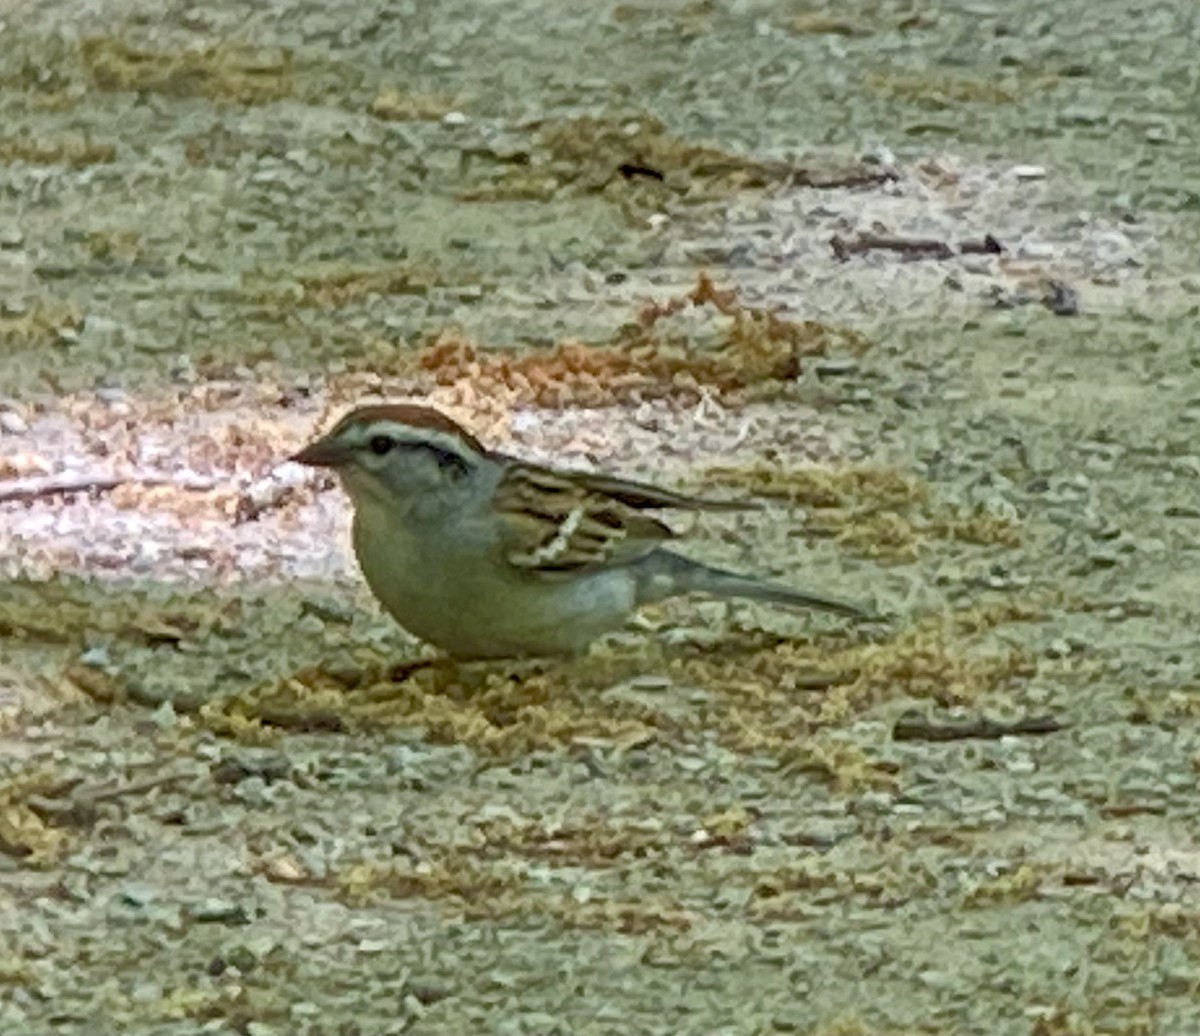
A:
[348, 505, 636, 658]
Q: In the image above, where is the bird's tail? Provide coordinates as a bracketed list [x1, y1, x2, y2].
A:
[636, 551, 870, 619]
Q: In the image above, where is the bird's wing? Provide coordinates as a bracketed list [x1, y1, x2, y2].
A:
[492, 462, 698, 577]
[560, 469, 759, 514]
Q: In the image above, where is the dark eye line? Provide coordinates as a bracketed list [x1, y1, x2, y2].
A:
[400, 440, 472, 476]
[362, 432, 471, 475]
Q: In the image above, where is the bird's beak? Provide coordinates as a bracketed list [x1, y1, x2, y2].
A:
[291, 436, 351, 468]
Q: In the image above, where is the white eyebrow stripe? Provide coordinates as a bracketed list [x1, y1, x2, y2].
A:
[355, 422, 474, 456]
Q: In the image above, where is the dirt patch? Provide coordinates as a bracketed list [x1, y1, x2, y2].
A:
[703, 463, 1023, 561]
[1, 0, 1199, 1034]
[414, 273, 871, 409]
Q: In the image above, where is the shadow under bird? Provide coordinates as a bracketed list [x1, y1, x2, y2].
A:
[292, 404, 870, 660]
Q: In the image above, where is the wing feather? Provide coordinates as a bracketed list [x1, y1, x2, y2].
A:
[563, 469, 758, 513]
[494, 462, 715, 577]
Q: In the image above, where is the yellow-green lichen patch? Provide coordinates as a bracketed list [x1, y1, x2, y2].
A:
[826, 607, 1038, 710]
[703, 463, 1021, 562]
[609, 0, 723, 39]
[335, 855, 524, 910]
[4, 33, 377, 119]
[863, 69, 1058, 109]
[782, 0, 938, 38]
[199, 600, 1040, 776]
[709, 463, 927, 510]
[81, 229, 145, 264]
[0, 767, 77, 866]
[672, 601, 1041, 755]
[102, 986, 292, 1030]
[0, 302, 83, 353]
[334, 855, 694, 934]
[1124, 683, 1200, 726]
[960, 862, 1048, 908]
[0, 135, 116, 168]
[0, 956, 33, 987]
[747, 846, 948, 924]
[240, 260, 453, 310]
[79, 37, 297, 105]
[774, 737, 901, 793]
[368, 88, 461, 122]
[0, 663, 90, 734]
[783, 12, 875, 37]
[467, 814, 676, 868]
[809, 1020, 920, 1036]
[1116, 903, 1200, 946]
[198, 653, 667, 757]
[0, 577, 235, 653]
[1028, 997, 1168, 1036]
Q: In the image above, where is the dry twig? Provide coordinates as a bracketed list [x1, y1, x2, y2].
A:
[892, 709, 1065, 742]
[831, 232, 1003, 262]
[0, 472, 218, 504]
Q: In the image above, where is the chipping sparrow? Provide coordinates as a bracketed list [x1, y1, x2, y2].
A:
[293, 404, 869, 659]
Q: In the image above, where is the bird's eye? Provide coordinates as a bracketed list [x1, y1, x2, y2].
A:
[369, 435, 395, 456]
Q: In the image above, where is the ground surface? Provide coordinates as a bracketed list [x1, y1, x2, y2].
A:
[1, 1, 1199, 1034]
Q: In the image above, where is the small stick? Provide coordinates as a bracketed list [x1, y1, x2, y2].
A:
[831, 232, 1003, 262]
[0, 474, 125, 503]
[0, 473, 218, 504]
[892, 709, 1065, 743]
[617, 162, 665, 182]
[254, 706, 347, 733]
[791, 167, 899, 190]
